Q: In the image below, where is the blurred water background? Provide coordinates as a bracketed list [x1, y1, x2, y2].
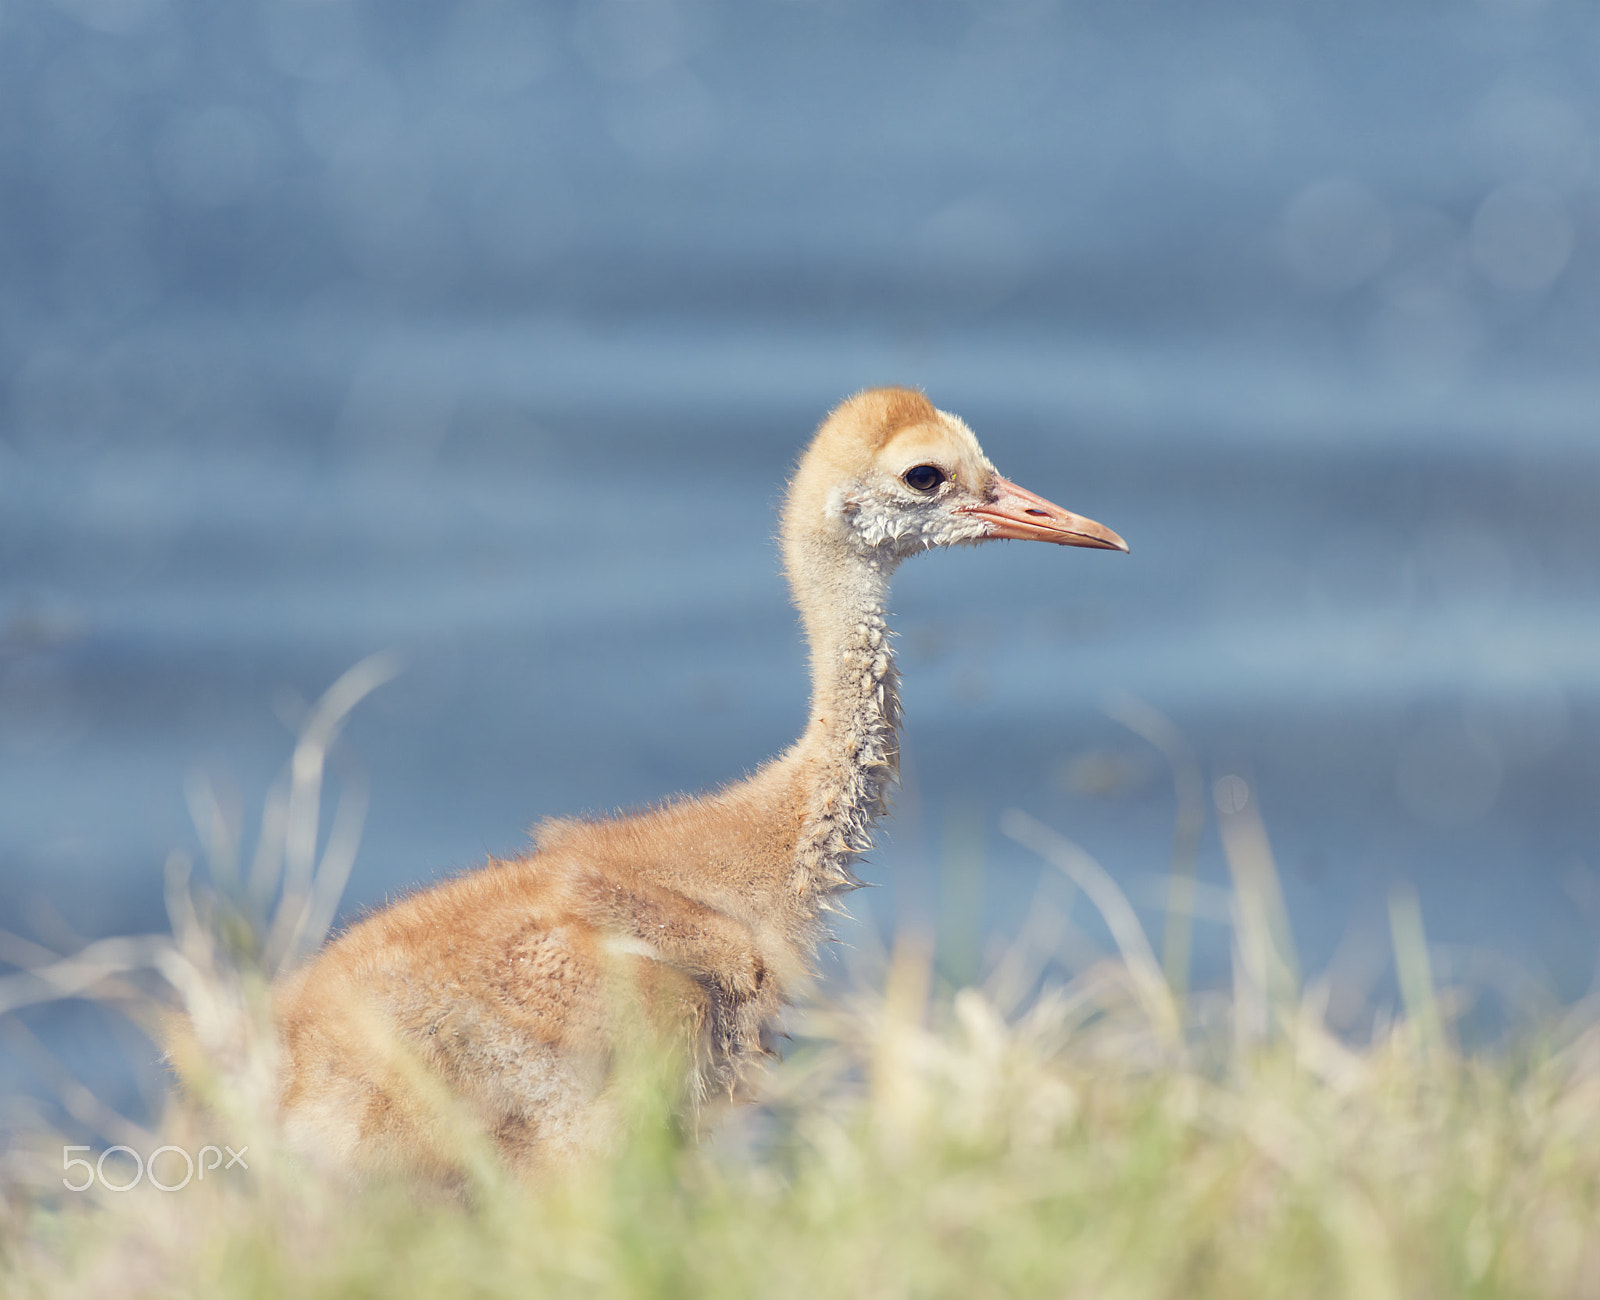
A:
[4, 0, 1600, 1120]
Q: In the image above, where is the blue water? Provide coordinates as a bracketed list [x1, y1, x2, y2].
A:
[3, 0, 1600, 1122]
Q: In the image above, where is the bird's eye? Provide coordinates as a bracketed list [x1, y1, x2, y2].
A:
[902, 464, 946, 493]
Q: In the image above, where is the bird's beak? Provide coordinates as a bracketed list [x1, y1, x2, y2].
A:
[957, 474, 1129, 551]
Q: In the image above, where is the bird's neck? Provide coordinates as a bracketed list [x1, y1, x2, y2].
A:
[787, 543, 902, 907]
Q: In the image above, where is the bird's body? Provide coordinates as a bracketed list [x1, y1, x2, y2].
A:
[273, 388, 1125, 1182]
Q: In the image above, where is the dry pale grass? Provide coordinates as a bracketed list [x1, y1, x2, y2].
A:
[2, 666, 1597, 1300]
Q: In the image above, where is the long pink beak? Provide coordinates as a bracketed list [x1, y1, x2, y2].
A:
[957, 474, 1129, 551]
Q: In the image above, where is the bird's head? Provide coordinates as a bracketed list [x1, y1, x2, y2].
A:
[784, 387, 1128, 568]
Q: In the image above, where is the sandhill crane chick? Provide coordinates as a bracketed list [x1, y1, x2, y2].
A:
[270, 388, 1127, 1183]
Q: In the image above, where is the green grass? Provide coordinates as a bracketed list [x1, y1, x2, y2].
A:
[3, 669, 1598, 1299]
[6, 943, 1599, 1300]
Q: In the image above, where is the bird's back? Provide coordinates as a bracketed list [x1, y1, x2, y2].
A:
[274, 756, 811, 1181]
